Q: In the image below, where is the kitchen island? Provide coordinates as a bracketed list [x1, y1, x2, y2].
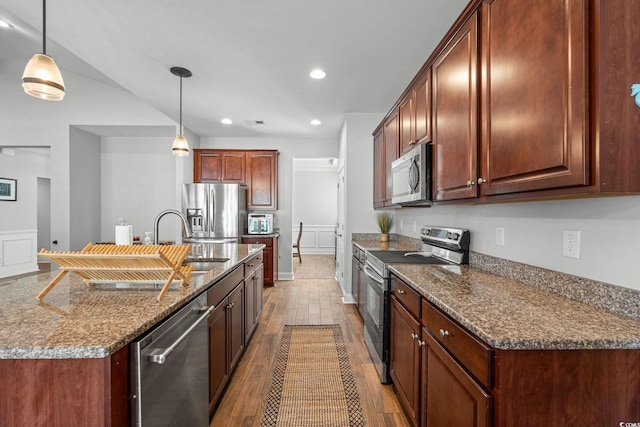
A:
[0, 243, 264, 427]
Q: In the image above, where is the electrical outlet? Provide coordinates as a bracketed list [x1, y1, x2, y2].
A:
[400, 219, 404, 230]
[563, 230, 581, 259]
[496, 227, 505, 246]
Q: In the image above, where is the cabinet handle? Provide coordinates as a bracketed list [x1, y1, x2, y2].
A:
[477, 178, 486, 185]
[439, 329, 450, 338]
[417, 340, 425, 347]
[397, 289, 405, 295]
[227, 303, 234, 309]
[411, 332, 418, 340]
[466, 180, 475, 187]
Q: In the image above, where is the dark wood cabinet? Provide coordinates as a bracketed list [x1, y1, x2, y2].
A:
[422, 329, 491, 427]
[194, 149, 278, 211]
[478, 0, 588, 196]
[246, 150, 278, 210]
[433, 12, 479, 202]
[373, 127, 385, 208]
[244, 254, 264, 343]
[390, 295, 421, 426]
[400, 71, 432, 156]
[194, 150, 246, 183]
[207, 266, 245, 416]
[241, 235, 278, 285]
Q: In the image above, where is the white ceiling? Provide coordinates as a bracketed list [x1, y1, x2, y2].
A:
[0, 0, 468, 139]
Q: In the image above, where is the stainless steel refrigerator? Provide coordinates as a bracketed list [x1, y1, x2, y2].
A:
[181, 183, 247, 242]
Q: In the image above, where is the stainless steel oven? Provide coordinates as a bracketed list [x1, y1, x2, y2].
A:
[362, 226, 470, 383]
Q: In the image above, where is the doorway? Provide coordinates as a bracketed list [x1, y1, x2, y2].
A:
[37, 177, 51, 267]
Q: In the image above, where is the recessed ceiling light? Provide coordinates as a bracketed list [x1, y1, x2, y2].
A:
[309, 69, 326, 79]
[0, 20, 13, 29]
[221, 118, 233, 125]
[310, 119, 321, 126]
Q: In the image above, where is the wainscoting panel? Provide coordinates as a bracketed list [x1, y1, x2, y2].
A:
[0, 230, 38, 278]
[294, 224, 336, 255]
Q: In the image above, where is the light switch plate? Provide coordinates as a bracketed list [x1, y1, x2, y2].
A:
[496, 227, 505, 246]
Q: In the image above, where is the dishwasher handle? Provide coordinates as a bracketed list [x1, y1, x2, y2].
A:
[148, 305, 215, 364]
[363, 264, 384, 284]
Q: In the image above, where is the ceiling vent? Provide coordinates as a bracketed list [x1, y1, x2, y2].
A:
[245, 120, 265, 125]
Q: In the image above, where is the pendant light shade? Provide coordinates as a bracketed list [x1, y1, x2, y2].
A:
[170, 67, 192, 157]
[22, 0, 65, 101]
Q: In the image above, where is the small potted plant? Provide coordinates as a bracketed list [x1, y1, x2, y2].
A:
[376, 212, 394, 242]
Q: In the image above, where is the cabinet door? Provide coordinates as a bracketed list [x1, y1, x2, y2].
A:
[244, 272, 256, 343]
[383, 112, 399, 205]
[221, 152, 246, 183]
[479, 0, 588, 196]
[399, 95, 415, 155]
[227, 286, 245, 373]
[373, 127, 385, 208]
[208, 300, 228, 412]
[433, 13, 479, 201]
[414, 70, 431, 145]
[351, 257, 360, 310]
[390, 296, 421, 426]
[423, 329, 491, 427]
[255, 264, 264, 319]
[247, 151, 278, 210]
[196, 151, 222, 182]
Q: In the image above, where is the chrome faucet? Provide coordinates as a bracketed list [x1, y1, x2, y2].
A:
[153, 209, 193, 244]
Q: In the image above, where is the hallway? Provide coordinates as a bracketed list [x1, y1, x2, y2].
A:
[210, 254, 410, 426]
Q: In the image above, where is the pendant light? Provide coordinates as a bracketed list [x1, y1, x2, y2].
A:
[170, 67, 192, 157]
[22, 0, 65, 101]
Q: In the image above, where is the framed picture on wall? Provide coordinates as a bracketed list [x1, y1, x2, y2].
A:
[0, 178, 17, 201]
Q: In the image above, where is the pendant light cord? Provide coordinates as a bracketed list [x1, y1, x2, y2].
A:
[179, 75, 183, 134]
[42, 0, 47, 55]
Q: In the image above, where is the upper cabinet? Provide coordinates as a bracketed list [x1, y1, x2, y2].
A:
[373, 127, 385, 208]
[478, 0, 588, 196]
[246, 150, 278, 211]
[194, 150, 246, 183]
[400, 71, 432, 156]
[374, 0, 640, 205]
[433, 13, 479, 202]
[194, 149, 278, 211]
[373, 112, 400, 209]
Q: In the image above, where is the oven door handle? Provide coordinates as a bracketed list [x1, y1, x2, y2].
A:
[148, 305, 215, 364]
[363, 264, 384, 284]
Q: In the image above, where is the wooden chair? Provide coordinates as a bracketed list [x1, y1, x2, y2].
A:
[293, 222, 303, 263]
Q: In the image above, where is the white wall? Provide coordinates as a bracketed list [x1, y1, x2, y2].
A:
[0, 149, 49, 232]
[292, 161, 338, 254]
[202, 137, 339, 279]
[70, 127, 101, 250]
[101, 137, 182, 243]
[395, 196, 640, 292]
[0, 57, 190, 251]
[338, 113, 385, 297]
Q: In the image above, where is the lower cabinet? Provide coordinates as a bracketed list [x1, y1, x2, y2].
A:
[390, 272, 640, 426]
[242, 235, 278, 285]
[245, 263, 264, 343]
[422, 328, 491, 427]
[207, 254, 264, 418]
[390, 296, 421, 426]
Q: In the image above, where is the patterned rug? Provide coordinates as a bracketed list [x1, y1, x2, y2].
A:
[261, 324, 367, 426]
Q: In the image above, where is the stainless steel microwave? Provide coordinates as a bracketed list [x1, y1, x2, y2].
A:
[391, 143, 433, 206]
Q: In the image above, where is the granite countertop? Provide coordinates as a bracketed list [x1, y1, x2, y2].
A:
[390, 264, 640, 351]
[0, 243, 264, 360]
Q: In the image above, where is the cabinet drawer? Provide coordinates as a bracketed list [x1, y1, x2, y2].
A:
[242, 237, 273, 247]
[422, 299, 492, 388]
[245, 251, 264, 277]
[207, 265, 244, 307]
[390, 275, 421, 319]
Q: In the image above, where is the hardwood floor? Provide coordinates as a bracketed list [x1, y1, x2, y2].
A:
[210, 255, 410, 427]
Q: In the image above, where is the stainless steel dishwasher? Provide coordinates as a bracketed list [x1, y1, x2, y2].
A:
[131, 293, 214, 427]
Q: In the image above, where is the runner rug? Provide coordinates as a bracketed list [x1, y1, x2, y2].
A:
[260, 324, 367, 427]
